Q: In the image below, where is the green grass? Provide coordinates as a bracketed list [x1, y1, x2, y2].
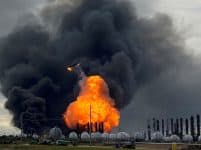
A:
[0, 144, 125, 150]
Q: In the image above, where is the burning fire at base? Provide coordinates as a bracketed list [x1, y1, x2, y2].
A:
[63, 64, 120, 133]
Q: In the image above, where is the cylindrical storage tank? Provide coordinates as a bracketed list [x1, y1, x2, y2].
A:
[81, 132, 90, 142]
[182, 135, 193, 143]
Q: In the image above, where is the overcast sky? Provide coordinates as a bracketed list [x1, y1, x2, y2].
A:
[0, 0, 201, 134]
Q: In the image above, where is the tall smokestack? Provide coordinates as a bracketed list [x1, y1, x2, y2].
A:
[197, 114, 200, 138]
[156, 120, 160, 131]
[99, 122, 104, 133]
[153, 118, 156, 132]
[190, 116, 195, 141]
[176, 119, 179, 136]
[180, 118, 183, 138]
[147, 120, 151, 140]
[77, 123, 80, 134]
[162, 119, 165, 135]
[95, 122, 98, 132]
[166, 119, 169, 136]
[185, 118, 189, 135]
[171, 118, 174, 134]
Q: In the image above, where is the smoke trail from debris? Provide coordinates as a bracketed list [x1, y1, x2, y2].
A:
[0, 0, 188, 134]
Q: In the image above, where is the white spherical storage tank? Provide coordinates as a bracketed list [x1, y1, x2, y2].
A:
[49, 127, 63, 140]
[198, 136, 201, 143]
[61, 135, 65, 140]
[182, 135, 193, 143]
[32, 134, 39, 139]
[164, 136, 171, 142]
[21, 133, 27, 138]
[91, 132, 102, 141]
[109, 134, 117, 141]
[102, 133, 109, 141]
[81, 132, 90, 141]
[134, 132, 145, 141]
[117, 132, 130, 141]
[169, 135, 180, 142]
[69, 132, 78, 141]
[151, 132, 164, 142]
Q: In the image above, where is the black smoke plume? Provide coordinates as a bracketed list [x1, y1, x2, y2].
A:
[0, 0, 187, 134]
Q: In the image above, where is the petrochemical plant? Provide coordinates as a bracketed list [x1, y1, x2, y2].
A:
[146, 114, 201, 142]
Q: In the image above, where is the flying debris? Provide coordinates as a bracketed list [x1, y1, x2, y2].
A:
[67, 63, 85, 79]
[67, 63, 80, 72]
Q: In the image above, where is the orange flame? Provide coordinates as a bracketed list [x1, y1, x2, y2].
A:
[63, 75, 120, 132]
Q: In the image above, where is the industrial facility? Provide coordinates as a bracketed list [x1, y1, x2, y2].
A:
[146, 114, 201, 142]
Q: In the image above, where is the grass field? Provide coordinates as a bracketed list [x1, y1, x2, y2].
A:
[0, 143, 191, 150]
[0, 144, 175, 150]
[0, 145, 126, 150]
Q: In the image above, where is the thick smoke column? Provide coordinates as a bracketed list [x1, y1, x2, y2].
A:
[0, 0, 187, 134]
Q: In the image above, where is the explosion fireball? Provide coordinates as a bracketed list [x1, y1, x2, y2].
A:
[63, 66, 120, 132]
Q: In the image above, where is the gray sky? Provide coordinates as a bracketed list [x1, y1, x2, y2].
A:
[120, 0, 201, 134]
[0, 0, 201, 134]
